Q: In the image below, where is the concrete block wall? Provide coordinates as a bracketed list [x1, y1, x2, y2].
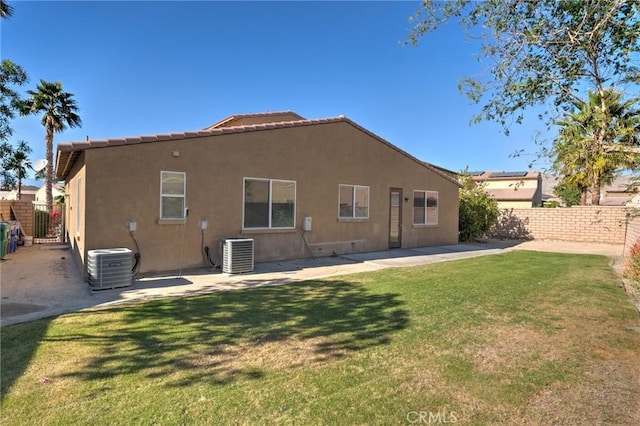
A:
[0, 200, 34, 237]
[490, 206, 628, 245]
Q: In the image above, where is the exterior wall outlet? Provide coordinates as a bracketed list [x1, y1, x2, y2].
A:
[303, 216, 312, 231]
[199, 220, 208, 230]
[128, 221, 137, 232]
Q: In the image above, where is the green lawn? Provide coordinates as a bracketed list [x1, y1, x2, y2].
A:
[2, 251, 639, 425]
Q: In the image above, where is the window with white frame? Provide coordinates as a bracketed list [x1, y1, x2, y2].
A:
[339, 184, 369, 219]
[160, 171, 186, 220]
[244, 178, 296, 229]
[413, 190, 438, 225]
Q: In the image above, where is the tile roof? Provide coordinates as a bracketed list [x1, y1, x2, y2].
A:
[55, 113, 460, 186]
[205, 111, 306, 129]
[486, 188, 538, 201]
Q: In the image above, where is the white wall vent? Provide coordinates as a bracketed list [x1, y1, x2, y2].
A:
[222, 238, 254, 274]
[87, 248, 133, 290]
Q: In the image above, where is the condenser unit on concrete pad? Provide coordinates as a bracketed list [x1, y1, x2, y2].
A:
[222, 238, 254, 274]
[87, 248, 133, 290]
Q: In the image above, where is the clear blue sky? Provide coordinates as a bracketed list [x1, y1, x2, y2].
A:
[3, 1, 551, 185]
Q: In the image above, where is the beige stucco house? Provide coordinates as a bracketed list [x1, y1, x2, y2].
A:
[599, 176, 639, 206]
[472, 171, 542, 208]
[1, 185, 38, 202]
[55, 111, 460, 275]
[34, 182, 64, 203]
[540, 174, 638, 206]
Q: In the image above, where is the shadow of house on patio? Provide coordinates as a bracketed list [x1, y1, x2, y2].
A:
[50, 279, 409, 387]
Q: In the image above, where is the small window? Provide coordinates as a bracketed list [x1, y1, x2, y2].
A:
[244, 178, 296, 229]
[413, 190, 438, 225]
[339, 185, 369, 219]
[160, 171, 186, 220]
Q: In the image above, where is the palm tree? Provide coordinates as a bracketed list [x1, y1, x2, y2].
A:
[552, 89, 640, 205]
[20, 80, 81, 209]
[552, 120, 595, 205]
[0, 0, 14, 19]
[0, 140, 32, 198]
[0, 141, 16, 188]
[5, 140, 32, 199]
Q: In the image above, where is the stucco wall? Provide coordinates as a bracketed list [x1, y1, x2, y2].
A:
[64, 156, 86, 268]
[489, 206, 628, 244]
[70, 121, 459, 274]
[483, 179, 538, 190]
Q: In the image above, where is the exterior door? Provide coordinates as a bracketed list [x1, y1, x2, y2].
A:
[389, 188, 402, 248]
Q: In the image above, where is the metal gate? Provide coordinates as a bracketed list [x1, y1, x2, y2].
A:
[33, 202, 66, 244]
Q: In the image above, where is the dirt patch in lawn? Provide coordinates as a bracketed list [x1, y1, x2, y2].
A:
[467, 323, 568, 374]
[182, 336, 352, 376]
[519, 350, 640, 424]
[232, 337, 352, 368]
[462, 309, 640, 424]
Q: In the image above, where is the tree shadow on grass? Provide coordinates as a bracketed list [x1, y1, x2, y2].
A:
[1, 318, 53, 399]
[52, 279, 409, 387]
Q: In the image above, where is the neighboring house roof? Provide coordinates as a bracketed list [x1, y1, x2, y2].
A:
[0, 185, 39, 192]
[205, 111, 306, 129]
[2, 185, 38, 200]
[18, 185, 39, 193]
[56, 113, 461, 187]
[472, 170, 540, 181]
[600, 175, 638, 206]
[6, 185, 38, 195]
[472, 170, 541, 204]
[541, 174, 639, 206]
[485, 188, 538, 202]
[603, 175, 638, 195]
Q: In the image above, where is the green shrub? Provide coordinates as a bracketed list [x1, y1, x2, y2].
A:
[554, 180, 583, 206]
[458, 173, 499, 242]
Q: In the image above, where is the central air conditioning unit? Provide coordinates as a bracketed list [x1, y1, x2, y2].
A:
[87, 248, 133, 290]
[222, 238, 254, 274]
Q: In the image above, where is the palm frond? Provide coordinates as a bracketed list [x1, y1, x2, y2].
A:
[0, 0, 14, 19]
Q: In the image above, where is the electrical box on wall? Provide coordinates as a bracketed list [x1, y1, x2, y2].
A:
[127, 221, 137, 232]
[303, 216, 312, 231]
